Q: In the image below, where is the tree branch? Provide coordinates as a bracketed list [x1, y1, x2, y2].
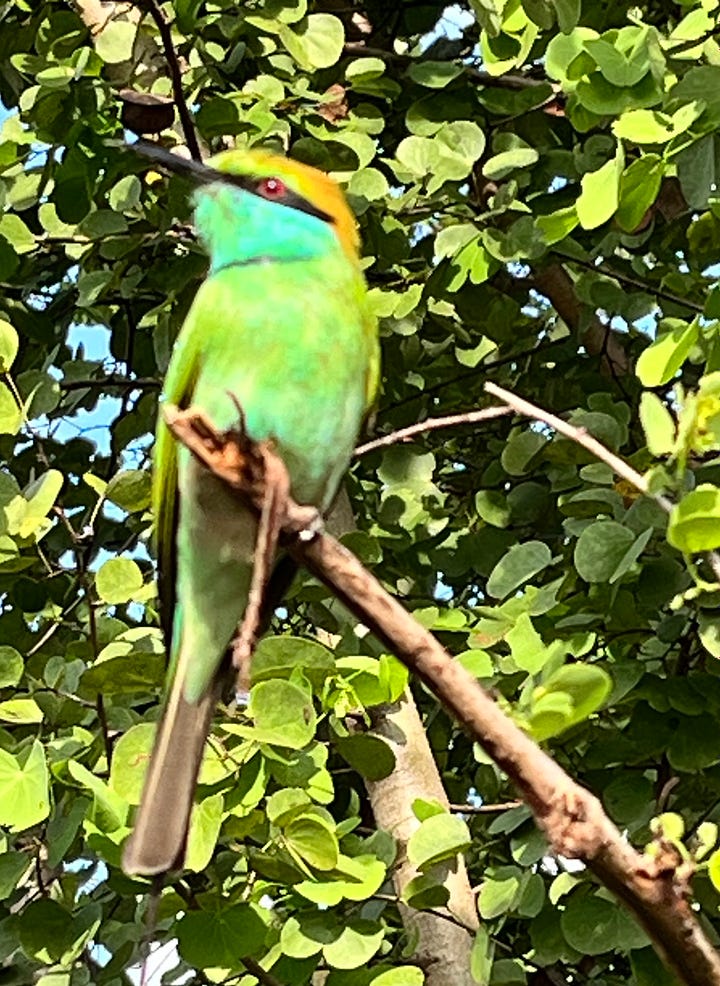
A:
[484, 382, 670, 508]
[343, 43, 555, 92]
[59, 375, 161, 392]
[532, 263, 631, 376]
[134, 0, 201, 160]
[355, 405, 513, 456]
[484, 381, 720, 585]
[164, 403, 720, 986]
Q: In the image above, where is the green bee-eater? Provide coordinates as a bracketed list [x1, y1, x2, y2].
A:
[122, 146, 379, 876]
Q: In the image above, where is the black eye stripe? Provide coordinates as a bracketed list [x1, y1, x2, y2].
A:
[128, 141, 334, 224]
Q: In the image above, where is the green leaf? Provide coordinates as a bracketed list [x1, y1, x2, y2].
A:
[81, 627, 164, 698]
[529, 664, 612, 740]
[335, 655, 407, 706]
[432, 120, 486, 186]
[0, 383, 21, 435]
[245, 0, 307, 30]
[435, 224, 478, 260]
[616, 155, 665, 233]
[456, 649, 494, 678]
[487, 541, 553, 599]
[280, 913, 335, 957]
[0, 741, 49, 832]
[108, 174, 141, 212]
[285, 813, 339, 870]
[295, 853, 386, 906]
[279, 14, 344, 70]
[636, 320, 699, 387]
[561, 893, 647, 954]
[584, 38, 649, 88]
[335, 734, 395, 781]
[395, 135, 436, 178]
[470, 926, 495, 985]
[631, 947, 683, 986]
[0, 320, 19, 373]
[506, 613, 557, 674]
[401, 871, 450, 910]
[68, 761, 126, 832]
[552, 0, 580, 32]
[185, 793, 224, 872]
[576, 145, 624, 229]
[483, 147, 539, 180]
[613, 110, 675, 144]
[176, 904, 267, 968]
[0, 214, 35, 253]
[95, 20, 137, 63]
[709, 847, 720, 893]
[407, 61, 463, 88]
[109, 722, 154, 804]
[677, 133, 720, 210]
[478, 866, 522, 919]
[105, 470, 151, 513]
[323, 920, 384, 970]
[19, 470, 64, 539]
[348, 167, 389, 201]
[0, 698, 42, 723]
[0, 852, 29, 900]
[0, 646, 23, 688]
[668, 484, 720, 553]
[501, 430, 547, 475]
[244, 679, 316, 749]
[251, 635, 334, 684]
[46, 796, 90, 868]
[574, 521, 635, 582]
[95, 557, 144, 605]
[639, 392, 675, 456]
[407, 813, 471, 870]
[345, 57, 385, 80]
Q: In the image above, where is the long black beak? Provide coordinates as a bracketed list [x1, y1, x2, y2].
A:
[128, 140, 334, 224]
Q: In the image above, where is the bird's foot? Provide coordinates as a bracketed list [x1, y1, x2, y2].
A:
[297, 511, 324, 542]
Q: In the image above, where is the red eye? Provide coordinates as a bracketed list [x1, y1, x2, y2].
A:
[257, 177, 287, 198]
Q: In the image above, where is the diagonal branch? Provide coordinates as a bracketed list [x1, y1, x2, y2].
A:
[354, 405, 513, 456]
[164, 403, 720, 986]
[485, 381, 720, 585]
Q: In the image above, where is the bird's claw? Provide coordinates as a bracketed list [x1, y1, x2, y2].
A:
[296, 510, 324, 542]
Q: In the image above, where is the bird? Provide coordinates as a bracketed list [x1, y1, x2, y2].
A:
[121, 144, 379, 876]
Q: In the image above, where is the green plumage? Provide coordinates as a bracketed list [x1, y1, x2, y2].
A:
[122, 151, 378, 876]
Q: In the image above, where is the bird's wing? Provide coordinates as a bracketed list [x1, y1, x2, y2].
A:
[360, 277, 381, 413]
[152, 319, 201, 644]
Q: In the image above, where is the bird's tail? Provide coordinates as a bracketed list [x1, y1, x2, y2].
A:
[121, 668, 220, 876]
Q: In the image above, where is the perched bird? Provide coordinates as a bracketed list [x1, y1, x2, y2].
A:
[122, 145, 379, 876]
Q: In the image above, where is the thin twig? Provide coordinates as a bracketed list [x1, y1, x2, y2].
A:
[484, 382, 672, 510]
[343, 43, 553, 91]
[355, 406, 513, 456]
[485, 382, 720, 589]
[551, 251, 704, 315]
[449, 801, 522, 814]
[239, 956, 285, 986]
[379, 336, 569, 415]
[60, 375, 161, 393]
[135, 0, 201, 160]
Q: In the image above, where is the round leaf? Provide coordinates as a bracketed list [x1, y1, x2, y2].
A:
[95, 558, 144, 605]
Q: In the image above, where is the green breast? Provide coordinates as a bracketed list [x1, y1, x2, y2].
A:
[187, 251, 373, 508]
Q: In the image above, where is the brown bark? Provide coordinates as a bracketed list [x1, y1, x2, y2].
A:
[164, 404, 720, 986]
[326, 493, 479, 986]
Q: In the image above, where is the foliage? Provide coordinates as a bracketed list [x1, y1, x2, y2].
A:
[1, 0, 720, 982]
